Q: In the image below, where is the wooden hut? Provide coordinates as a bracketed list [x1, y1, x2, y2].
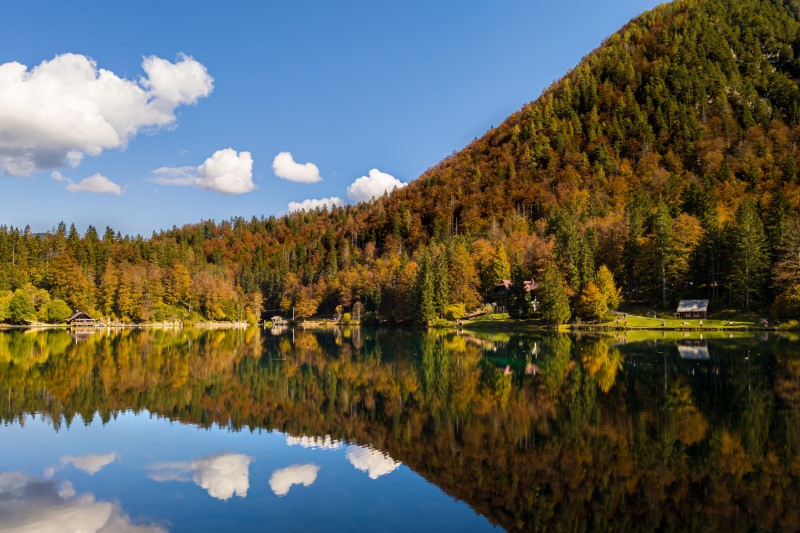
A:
[676, 300, 709, 320]
[487, 279, 539, 313]
[66, 311, 104, 327]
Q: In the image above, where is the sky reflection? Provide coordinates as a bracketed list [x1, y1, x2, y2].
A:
[0, 471, 166, 532]
[346, 446, 401, 480]
[44, 452, 117, 478]
[268, 464, 320, 497]
[147, 453, 253, 501]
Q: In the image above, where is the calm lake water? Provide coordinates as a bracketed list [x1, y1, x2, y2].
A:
[0, 327, 798, 532]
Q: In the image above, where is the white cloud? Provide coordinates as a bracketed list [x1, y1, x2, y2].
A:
[196, 149, 254, 194]
[58, 453, 117, 475]
[0, 53, 213, 176]
[346, 169, 406, 203]
[140, 54, 214, 107]
[287, 196, 344, 213]
[346, 445, 401, 480]
[273, 152, 322, 183]
[152, 148, 254, 194]
[0, 471, 166, 532]
[147, 453, 253, 501]
[151, 165, 196, 186]
[52, 171, 123, 195]
[268, 464, 319, 497]
[285, 434, 343, 450]
[65, 174, 122, 195]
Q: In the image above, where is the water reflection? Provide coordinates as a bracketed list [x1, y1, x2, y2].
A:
[345, 446, 401, 480]
[44, 453, 117, 478]
[0, 472, 165, 532]
[286, 434, 343, 450]
[268, 464, 320, 496]
[0, 327, 798, 531]
[147, 453, 253, 501]
[676, 339, 710, 360]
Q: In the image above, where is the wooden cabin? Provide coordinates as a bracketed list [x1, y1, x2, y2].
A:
[487, 279, 539, 312]
[66, 311, 105, 327]
[676, 300, 709, 319]
[270, 316, 287, 325]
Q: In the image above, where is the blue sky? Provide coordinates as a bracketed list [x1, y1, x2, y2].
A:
[0, 1, 664, 236]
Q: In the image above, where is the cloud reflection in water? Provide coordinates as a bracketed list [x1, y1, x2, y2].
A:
[0, 471, 166, 532]
[285, 434, 343, 450]
[346, 446, 401, 479]
[268, 464, 320, 497]
[148, 453, 253, 501]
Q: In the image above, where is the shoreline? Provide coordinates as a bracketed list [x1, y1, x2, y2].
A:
[0, 317, 794, 334]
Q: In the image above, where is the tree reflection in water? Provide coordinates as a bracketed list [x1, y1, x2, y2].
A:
[0, 327, 799, 532]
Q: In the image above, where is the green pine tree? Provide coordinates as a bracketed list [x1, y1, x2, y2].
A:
[507, 264, 530, 319]
[539, 264, 571, 327]
[731, 199, 769, 310]
[416, 251, 436, 324]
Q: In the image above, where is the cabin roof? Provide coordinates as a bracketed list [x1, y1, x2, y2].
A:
[66, 311, 94, 322]
[676, 299, 709, 313]
[493, 280, 538, 292]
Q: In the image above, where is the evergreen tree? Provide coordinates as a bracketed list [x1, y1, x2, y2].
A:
[507, 263, 530, 319]
[433, 248, 449, 318]
[654, 199, 672, 307]
[772, 215, 800, 315]
[730, 199, 769, 310]
[539, 264, 571, 326]
[416, 251, 436, 323]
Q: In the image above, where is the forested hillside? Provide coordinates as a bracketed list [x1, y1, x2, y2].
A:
[3, 0, 800, 323]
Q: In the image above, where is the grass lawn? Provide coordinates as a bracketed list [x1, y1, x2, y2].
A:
[593, 314, 754, 329]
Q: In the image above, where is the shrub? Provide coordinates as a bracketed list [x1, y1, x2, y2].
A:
[444, 304, 467, 320]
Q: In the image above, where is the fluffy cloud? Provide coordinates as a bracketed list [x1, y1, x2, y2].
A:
[346, 446, 401, 480]
[0, 471, 166, 532]
[285, 434, 343, 450]
[268, 464, 320, 497]
[147, 453, 253, 501]
[152, 148, 255, 194]
[273, 152, 322, 183]
[346, 169, 406, 203]
[287, 197, 344, 213]
[0, 53, 213, 176]
[58, 173, 123, 195]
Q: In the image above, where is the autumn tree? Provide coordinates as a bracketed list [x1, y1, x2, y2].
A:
[595, 265, 621, 311]
[447, 241, 481, 310]
[578, 281, 608, 320]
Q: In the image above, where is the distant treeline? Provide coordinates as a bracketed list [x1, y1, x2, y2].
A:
[2, 0, 800, 324]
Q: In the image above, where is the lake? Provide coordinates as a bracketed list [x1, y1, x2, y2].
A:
[0, 327, 798, 532]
